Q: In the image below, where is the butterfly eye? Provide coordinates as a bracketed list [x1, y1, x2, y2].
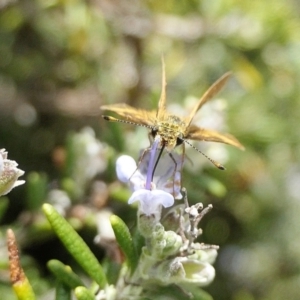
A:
[176, 134, 184, 146]
[151, 127, 158, 138]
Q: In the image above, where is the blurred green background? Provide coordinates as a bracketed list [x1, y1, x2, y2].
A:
[1, 0, 300, 299]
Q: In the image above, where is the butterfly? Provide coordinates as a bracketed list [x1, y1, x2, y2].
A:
[101, 59, 244, 170]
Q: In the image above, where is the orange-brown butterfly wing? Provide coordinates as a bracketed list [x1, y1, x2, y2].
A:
[101, 103, 156, 127]
[186, 125, 244, 150]
[185, 72, 232, 127]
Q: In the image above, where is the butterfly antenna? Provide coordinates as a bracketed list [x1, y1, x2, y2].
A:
[102, 115, 154, 130]
[182, 139, 225, 170]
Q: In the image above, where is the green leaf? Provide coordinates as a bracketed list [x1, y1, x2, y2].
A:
[42, 204, 107, 288]
[26, 172, 48, 210]
[0, 196, 9, 222]
[47, 259, 85, 289]
[110, 215, 138, 272]
[55, 282, 71, 300]
[74, 286, 95, 300]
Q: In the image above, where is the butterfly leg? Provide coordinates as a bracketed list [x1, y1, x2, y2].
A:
[128, 147, 151, 181]
[167, 143, 185, 197]
[168, 152, 179, 197]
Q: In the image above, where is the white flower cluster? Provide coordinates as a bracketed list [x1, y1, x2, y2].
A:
[0, 149, 25, 196]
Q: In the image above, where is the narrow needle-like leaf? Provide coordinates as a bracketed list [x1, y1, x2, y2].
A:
[42, 204, 107, 288]
[110, 215, 138, 272]
[47, 259, 85, 289]
[55, 282, 71, 300]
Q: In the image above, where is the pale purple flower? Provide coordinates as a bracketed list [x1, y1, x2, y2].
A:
[116, 133, 184, 216]
[116, 153, 183, 199]
[116, 155, 175, 215]
[115, 155, 144, 190]
[128, 189, 174, 216]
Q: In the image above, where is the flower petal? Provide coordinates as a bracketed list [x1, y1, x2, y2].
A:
[151, 190, 174, 208]
[128, 189, 174, 216]
[116, 155, 137, 183]
[128, 189, 148, 204]
[181, 259, 215, 286]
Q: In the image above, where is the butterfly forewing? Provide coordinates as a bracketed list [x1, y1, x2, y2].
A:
[185, 72, 232, 127]
[101, 103, 156, 127]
